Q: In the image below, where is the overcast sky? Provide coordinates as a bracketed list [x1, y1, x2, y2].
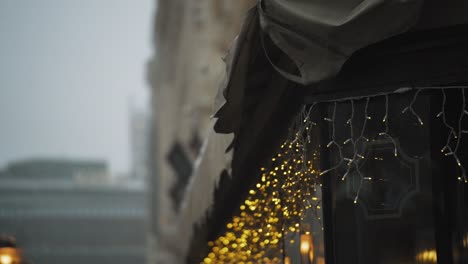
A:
[0, 0, 154, 173]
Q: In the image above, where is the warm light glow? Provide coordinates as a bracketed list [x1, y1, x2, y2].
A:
[309, 250, 315, 263]
[463, 232, 468, 248]
[284, 256, 292, 264]
[203, 133, 321, 263]
[300, 240, 310, 253]
[300, 235, 311, 254]
[0, 254, 12, 264]
[415, 249, 437, 263]
[0, 248, 21, 264]
[202, 88, 468, 263]
[300, 234, 314, 262]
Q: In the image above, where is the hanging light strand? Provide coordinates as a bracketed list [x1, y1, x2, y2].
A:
[342, 99, 356, 181]
[203, 86, 468, 264]
[320, 102, 344, 176]
[352, 97, 372, 204]
[378, 94, 398, 157]
[437, 89, 468, 182]
[439, 89, 457, 154]
[402, 89, 424, 125]
[453, 89, 467, 182]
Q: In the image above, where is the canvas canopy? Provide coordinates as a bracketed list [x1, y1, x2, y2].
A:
[185, 1, 468, 261]
[214, 0, 468, 135]
[259, 0, 468, 85]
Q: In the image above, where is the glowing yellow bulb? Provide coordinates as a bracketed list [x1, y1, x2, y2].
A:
[0, 255, 12, 264]
[416, 249, 437, 263]
[300, 240, 310, 254]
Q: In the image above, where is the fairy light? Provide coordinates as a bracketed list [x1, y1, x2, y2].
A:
[203, 108, 321, 264]
[203, 86, 468, 263]
[345, 97, 371, 204]
[402, 89, 424, 125]
[378, 94, 398, 157]
[342, 99, 356, 181]
[320, 102, 344, 176]
[453, 88, 467, 182]
[415, 249, 437, 263]
[439, 89, 468, 183]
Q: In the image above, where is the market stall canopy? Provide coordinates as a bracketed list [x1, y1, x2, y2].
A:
[259, 0, 422, 85]
[214, 0, 468, 135]
[259, 0, 468, 85]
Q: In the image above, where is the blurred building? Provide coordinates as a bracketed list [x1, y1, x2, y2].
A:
[147, 0, 255, 263]
[3, 159, 108, 181]
[129, 106, 150, 180]
[0, 159, 147, 264]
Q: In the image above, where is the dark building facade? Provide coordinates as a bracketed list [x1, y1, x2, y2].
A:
[180, 1, 468, 263]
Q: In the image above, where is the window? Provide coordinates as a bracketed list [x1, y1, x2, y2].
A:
[319, 90, 468, 263]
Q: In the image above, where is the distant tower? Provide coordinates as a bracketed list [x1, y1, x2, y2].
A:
[129, 102, 150, 180]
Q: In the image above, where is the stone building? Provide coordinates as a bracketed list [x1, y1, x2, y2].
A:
[147, 0, 255, 263]
[154, 1, 468, 264]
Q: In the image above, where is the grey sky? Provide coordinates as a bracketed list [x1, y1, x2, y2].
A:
[0, 0, 154, 173]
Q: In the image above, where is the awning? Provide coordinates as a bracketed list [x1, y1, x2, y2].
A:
[214, 0, 468, 136]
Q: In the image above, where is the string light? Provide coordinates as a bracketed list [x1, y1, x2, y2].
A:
[378, 94, 398, 157]
[203, 86, 468, 263]
[203, 107, 321, 263]
[342, 99, 356, 181]
[439, 89, 468, 183]
[453, 89, 467, 182]
[320, 102, 344, 176]
[351, 98, 371, 203]
[415, 249, 437, 263]
[402, 89, 424, 125]
[327, 98, 372, 203]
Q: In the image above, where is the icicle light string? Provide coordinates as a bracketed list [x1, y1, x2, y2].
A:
[402, 89, 424, 125]
[310, 87, 468, 187]
[447, 88, 468, 182]
[455, 89, 467, 182]
[439, 89, 457, 154]
[203, 86, 468, 264]
[276, 105, 322, 232]
[438, 89, 468, 183]
[378, 94, 398, 157]
[300, 103, 318, 173]
[350, 97, 372, 203]
[304, 87, 468, 203]
[320, 102, 344, 176]
[307, 97, 374, 203]
[342, 99, 356, 181]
